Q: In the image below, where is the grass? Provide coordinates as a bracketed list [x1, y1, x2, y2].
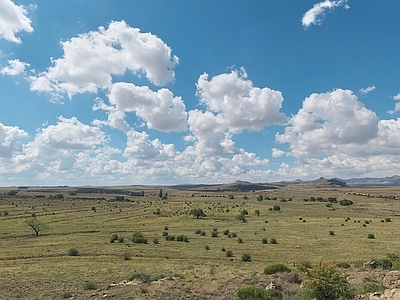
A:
[0, 185, 400, 298]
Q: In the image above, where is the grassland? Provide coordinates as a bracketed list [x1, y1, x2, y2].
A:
[0, 185, 399, 299]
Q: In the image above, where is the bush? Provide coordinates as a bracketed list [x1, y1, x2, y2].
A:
[272, 205, 281, 211]
[223, 229, 230, 235]
[118, 237, 124, 243]
[195, 229, 201, 234]
[165, 235, 175, 241]
[200, 230, 206, 236]
[83, 281, 97, 290]
[68, 248, 79, 256]
[132, 232, 148, 244]
[176, 235, 189, 242]
[235, 285, 281, 300]
[262, 238, 268, 244]
[110, 233, 119, 243]
[241, 253, 251, 262]
[264, 263, 291, 275]
[226, 250, 233, 257]
[205, 245, 210, 250]
[339, 199, 354, 206]
[367, 233, 375, 239]
[299, 262, 355, 300]
[153, 237, 159, 244]
[269, 238, 277, 244]
[123, 252, 131, 260]
[211, 231, 218, 238]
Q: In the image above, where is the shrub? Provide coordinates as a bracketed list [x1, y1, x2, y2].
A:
[195, 229, 201, 234]
[228, 195, 234, 199]
[262, 238, 268, 244]
[241, 253, 251, 262]
[68, 248, 79, 256]
[359, 280, 385, 294]
[176, 235, 189, 242]
[211, 231, 218, 238]
[129, 272, 151, 283]
[269, 238, 277, 244]
[257, 195, 264, 202]
[226, 250, 233, 257]
[255, 209, 260, 216]
[243, 195, 248, 200]
[236, 214, 247, 222]
[339, 199, 354, 206]
[272, 205, 281, 211]
[118, 237, 124, 243]
[367, 233, 375, 239]
[264, 263, 291, 275]
[165, 235, 175, 241]
[200, 230, 206, 236]
[385, 217, 392, 223]
[299, 261, 355, 300]
[205, 245, 210, 250]
[238, 238, 243, 243]
[231, 232, 237, 238]
[162, 231, 168, 236]
[110, 233, 119, 243]
[132, 232, 148, 244]
[153, 237, 159, 244]
[123, 252, 131, 260]
[329, 231, 335, 236]
[83, 281, 97, 290]
[223, 229, 230, 235]
[235, 285, 281, 300]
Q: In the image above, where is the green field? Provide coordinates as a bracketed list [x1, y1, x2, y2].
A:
[0, 185, 399, 299]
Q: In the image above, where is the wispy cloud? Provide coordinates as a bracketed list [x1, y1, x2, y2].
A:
[359, 85, 376, 95]
[302, 0, 349, 28]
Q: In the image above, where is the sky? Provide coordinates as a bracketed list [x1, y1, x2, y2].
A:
[1, 0, 400, 186]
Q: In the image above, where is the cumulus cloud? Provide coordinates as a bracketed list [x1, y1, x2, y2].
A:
[276, 89, 379, 158]
[35, 116, 108, 150]
[0, 0, 33, 43]
[271, 148, 285, 158]
[393, 93, 400, 101]
[108, 82, 187, 132]
[30, 20, 179, 98]
[195, 68, 286, 133]
[0, 123, 27, 158]
[302, 0, 349, 28]
[359, 85, 376, 95]
[1, 59, 30, 75]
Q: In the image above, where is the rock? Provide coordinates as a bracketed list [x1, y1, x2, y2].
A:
[383, 271, 400, 289]
[265, 282, 282, 291]
[383, 288, 400, 300]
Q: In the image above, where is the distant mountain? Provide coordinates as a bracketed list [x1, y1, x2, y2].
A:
[290, 177, 349, 188]
[343, 175, 400, 186]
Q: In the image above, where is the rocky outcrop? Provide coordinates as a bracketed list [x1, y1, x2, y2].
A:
[366, 271, 400, 300]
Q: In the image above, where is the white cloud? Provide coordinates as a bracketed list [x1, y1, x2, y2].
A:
[0, 123, 27, 158]
[276, 89, 379, 158]
[35, 116, 108, 150]
[359, 85, 376, 95]
[302, 0, 349, 28]
[1, 59, 29, 75]
[30, 20, 178, 98]
[271, 148, 285, 158]
[392, 93, 400, 101]
[0, 0, 33, 43]
[196, 68, 286, 133]
[108, 82, 187, 132]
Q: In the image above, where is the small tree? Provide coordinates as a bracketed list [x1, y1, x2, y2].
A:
[189, 208, 206, 219]
[255, 209, 260, 216]
[235, 213, 247, 222]
[27, 218, 48, 236]
[158, 189, 163, 198]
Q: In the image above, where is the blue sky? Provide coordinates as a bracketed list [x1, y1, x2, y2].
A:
[1, 0, 400, 186]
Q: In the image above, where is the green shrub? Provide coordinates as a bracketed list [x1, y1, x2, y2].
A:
[367, 233, 375, 239]
[200, 230, 206, 236]
[241, 253, 251, 262]
[153, 237, 159, 244]
[264, 263, 291, 275]
[231, 232, 237, 238]
[299, 262, 355, 300]
[132, 232, 148, 244]
[226, 250, 233, 257]
[195, 229, 201, 234]
[223, 229, 230, 235]
[176, 235, 189, 242]
[238, 238, 243, 243]
[262, 238, 268, 244]
[269, 238, 277, 244]
[385, 217, 392, 222]
[83, 281, 97, 290]
[329, 231, 335, 236]
[211, 231, 218, 238]
[235, 285, 281, 300]
[123, 252, 131, 260]
[165, 235, 175, 241]
[205, 245, 210, 250]
[272, 205, 281, 211]
[68, 248, 79, 256]
[339, 199, 354, 206]
[359, 280, 385, 294]
[118, 237, 124, 243]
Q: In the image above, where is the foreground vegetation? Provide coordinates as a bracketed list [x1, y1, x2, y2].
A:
[0, 185, 399, 299]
